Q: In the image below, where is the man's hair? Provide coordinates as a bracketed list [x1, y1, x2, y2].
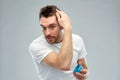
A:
[39, 5, 60, 19]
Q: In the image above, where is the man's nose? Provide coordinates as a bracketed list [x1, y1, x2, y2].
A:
[46, 29, 51, 35]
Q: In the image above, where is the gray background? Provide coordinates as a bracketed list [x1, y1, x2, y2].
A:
[0, 0, 120, 80]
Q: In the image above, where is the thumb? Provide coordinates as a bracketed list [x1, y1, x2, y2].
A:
[77, 59, 82, 65]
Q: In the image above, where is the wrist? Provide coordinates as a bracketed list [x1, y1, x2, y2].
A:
[84, 70, 89, 79]
[64, 25, 72, 31]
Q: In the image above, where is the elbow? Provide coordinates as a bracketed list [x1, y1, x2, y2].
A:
[57, 57, 72, 71]
[59, 65, 71, 71]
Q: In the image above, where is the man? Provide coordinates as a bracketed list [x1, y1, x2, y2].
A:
[29, 5, 89, 80]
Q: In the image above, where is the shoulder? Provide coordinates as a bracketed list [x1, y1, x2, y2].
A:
[29, 35, 48, 50]
[30, 35, 44, 45]
[72, 33, 83, 41]
[72, 33, 85, 48]
[32, 35, 45, 42]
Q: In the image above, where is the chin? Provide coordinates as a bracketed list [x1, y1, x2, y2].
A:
[48, 42, 55, 44]
[47, 40, 55, 44]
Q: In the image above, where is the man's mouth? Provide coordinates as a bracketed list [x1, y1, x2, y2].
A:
[47, 37, 53, 40]
[46, 36, 54, 41]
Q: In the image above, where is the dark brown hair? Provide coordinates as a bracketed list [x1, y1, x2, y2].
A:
[39, 5, 60, 19]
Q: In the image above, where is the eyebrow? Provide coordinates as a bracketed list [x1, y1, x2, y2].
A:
[49, 23, 56, 26]
[40, 23, 56, 27]
[40, 24, 44, 27]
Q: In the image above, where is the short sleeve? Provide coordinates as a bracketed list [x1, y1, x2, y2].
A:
[78, 37, 87, 59]
[29, 41, 53, 63]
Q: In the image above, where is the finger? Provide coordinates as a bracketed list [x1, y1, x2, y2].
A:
[75, 72, 87, 79]
[56, 9, 67, 17]
[77, 59, 82, 65]
[55, 12, 61, 20]
[80, 69, 87, 74]
[73, 72, 88, 80]
[56, 9, 62, 14]
[73, 73, 81, 79]
[56, 9, 60, 12]
[56, 9, 61, 17]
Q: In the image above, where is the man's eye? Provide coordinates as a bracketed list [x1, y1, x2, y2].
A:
[50, 25, 55, 29]
[42, 27, 46, 30]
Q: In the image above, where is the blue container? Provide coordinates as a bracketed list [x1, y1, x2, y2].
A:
[73, 64, 83, 72]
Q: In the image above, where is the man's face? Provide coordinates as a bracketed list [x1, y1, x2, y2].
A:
[40, 15, 62, 44]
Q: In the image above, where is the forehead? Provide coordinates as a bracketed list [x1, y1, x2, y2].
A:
[40, 16, 57, 26]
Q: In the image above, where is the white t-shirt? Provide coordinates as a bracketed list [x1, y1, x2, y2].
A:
[29, 34, 87, 80]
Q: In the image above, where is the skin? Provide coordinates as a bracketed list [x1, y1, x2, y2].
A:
[40, 16, 62, 44]
[74, 58, 89, 80]
[40, 9, 88, 79]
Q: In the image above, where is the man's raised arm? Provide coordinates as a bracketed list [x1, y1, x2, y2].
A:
[43, 10, 73, 71]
